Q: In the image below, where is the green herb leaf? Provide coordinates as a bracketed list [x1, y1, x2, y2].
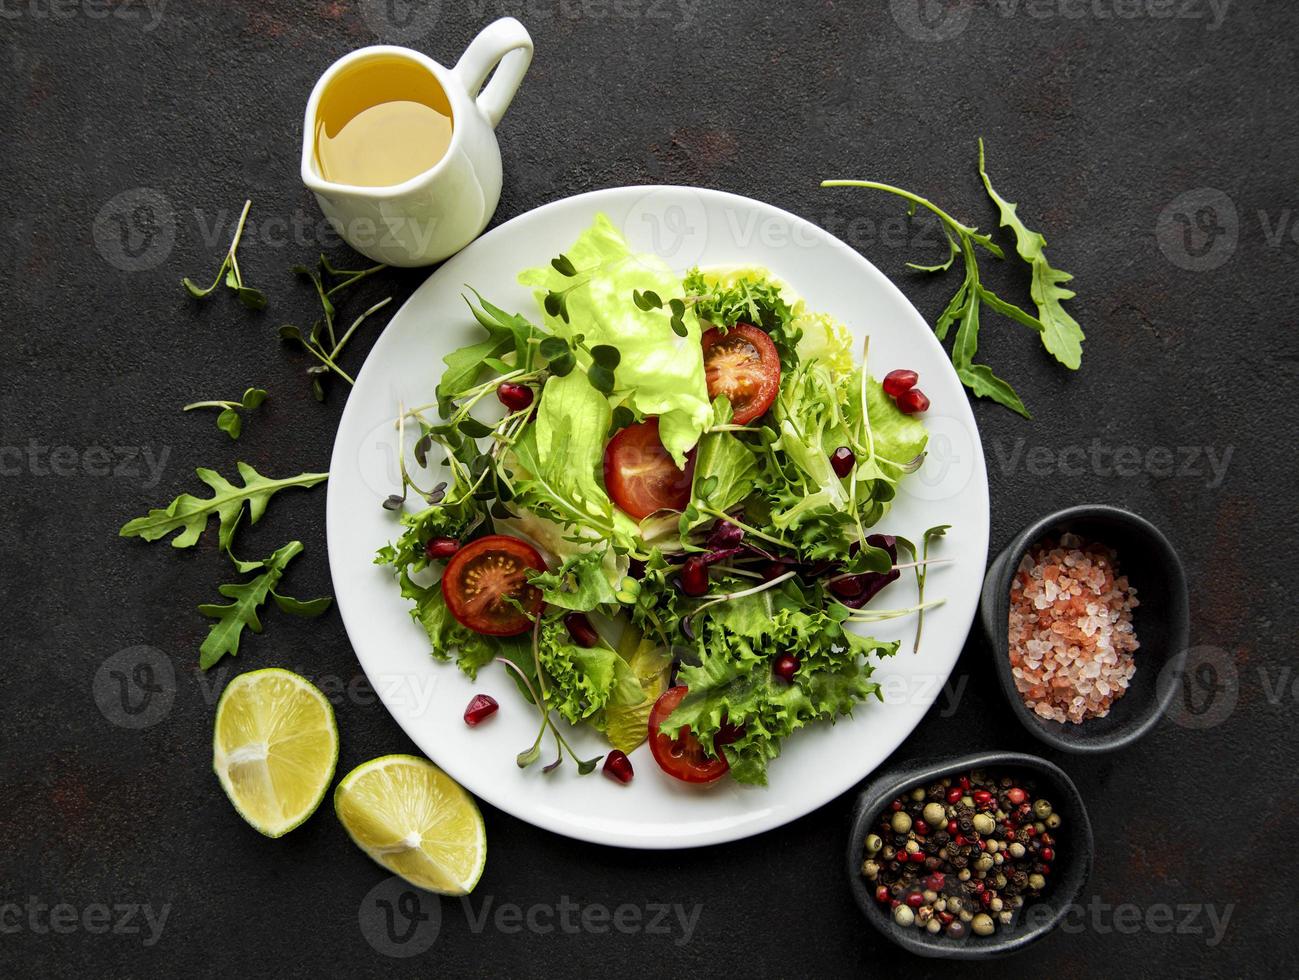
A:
[198, 540, 329, 669]
[978, 139, 1084, 369]
[119, 463, 329, 551]
[241, 387, 268, 409]
[271, 591, 334, 617]
[551, 254, 578, 277]
[956, 363, 1031, 419]
[457, 417, 495, 439]
[216, 408, 242, 440]
[590, 344, 620, 369]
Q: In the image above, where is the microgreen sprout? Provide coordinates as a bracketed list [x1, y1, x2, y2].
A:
[181, 200, 267, 310]
[182, 387, 266, 440]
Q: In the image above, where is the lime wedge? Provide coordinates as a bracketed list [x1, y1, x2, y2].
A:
[212, 668, 338, 838]
[334, 755, 486, 895]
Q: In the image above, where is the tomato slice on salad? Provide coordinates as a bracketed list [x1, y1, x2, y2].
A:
[700, 322, 781, 425]
[648, 686, 730, 784]
[603, 419, 695, 521]
[441, 535, 546, 637]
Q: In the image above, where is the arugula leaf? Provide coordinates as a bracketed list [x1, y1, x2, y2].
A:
[822, 139, 1085, 417]
[119, 463, 328, 551]
[978, 139, 1084, 370]
[197, 540, 331, 669]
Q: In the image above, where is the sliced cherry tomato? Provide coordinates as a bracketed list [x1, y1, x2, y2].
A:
[603, 418, 695, 521]
[441, 535, 545, 637]
[701, 322, 781, 425]
[648, 686, 730, 784]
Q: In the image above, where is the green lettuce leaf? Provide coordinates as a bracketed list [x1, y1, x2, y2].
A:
[529, 549, 619, 612]
[537, 619, 642, 726]
[660, 583, 897, 785]
[520, 215, 711, 464]
[601, 635, 671, 754]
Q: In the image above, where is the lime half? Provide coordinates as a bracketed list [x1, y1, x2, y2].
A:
[334, 755, 486, 895]
[213, 668, 339, 838]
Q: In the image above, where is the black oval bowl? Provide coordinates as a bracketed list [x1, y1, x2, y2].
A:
[979, 504, 1189, 753]
[847, 751, 1093, 959]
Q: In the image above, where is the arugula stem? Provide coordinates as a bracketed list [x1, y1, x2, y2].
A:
[331, 296, 392, 360]
[325, 262, 386, 298]
[700, 507, 793, 550]
[687, 570, 797, 622]
[182, 400, 238, 412]
[841, 597, 947, 622]
[301, 342, 355, 385]
[824, 558, 953, 585]
[822, 180, 974, 237]
[226, 199, 253, 287]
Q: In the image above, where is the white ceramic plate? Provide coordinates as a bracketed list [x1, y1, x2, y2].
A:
[327, 186, 989, 849]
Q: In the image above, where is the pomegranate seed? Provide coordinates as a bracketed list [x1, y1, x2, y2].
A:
[564, 612, 600, 648]
[602, 749, 634, 783]
[425, 536, 460, 560]
[882, 369, 919, 398]
[896, 387, 930, 415]
[875, 886, 891, 904]
[914, 820, 929, 836]
[1040, 847, 1055, 862]
[830, 446, 856, 478]
[773, 654, 800, 682]
[1007, 787, 1027, 805]
[463, 694, 499, 727]
[678, 556, 709, 596]
[946, 787, 963, 804]
[496, 383, 534, 412]
[905, 891, 924, 908]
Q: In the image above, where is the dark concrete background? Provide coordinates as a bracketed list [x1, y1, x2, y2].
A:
[2, 0, 1294, 976]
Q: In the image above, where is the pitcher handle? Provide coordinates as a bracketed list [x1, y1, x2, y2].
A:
[454, 17, 533, 130]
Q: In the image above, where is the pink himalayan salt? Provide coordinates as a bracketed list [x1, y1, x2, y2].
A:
[1007, 533, 1139, 724]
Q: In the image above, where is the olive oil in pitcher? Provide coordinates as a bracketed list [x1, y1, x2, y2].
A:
[313, 54, 454, 187]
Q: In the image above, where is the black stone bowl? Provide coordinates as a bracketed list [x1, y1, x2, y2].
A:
[846, 751, 1093, 959]
[979, 504, 1189, 753]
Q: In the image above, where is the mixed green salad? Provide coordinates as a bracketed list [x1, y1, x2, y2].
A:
[376, 215, 945, 787]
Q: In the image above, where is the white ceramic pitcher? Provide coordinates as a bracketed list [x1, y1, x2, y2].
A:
[300, 17, 533, 267]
